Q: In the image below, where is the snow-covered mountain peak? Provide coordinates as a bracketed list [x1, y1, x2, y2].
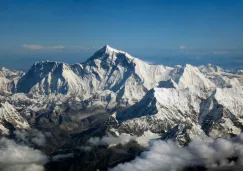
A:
[0, 67, 24, 79]
[1, 67, 6, 71]
[15, 47, 170, 98]
[102, 45, 129, 55]
[237, 70, 243, 75]
[103, 45, 120, 53]
[198, 64, 223, 73]
[87, 45, 135, 65]
[16, 61, 79, 95]
[0, 101, 30, 135]
[33, 60, 67, 68]
[170, 64, 216, 90]
[0, 67, 24, 94]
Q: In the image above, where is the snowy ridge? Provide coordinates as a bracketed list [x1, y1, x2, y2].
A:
[198, 64, 223, 73]
[237, 70, 243, 75]
[0, 102, 29, 135]
[170, 64, 216, 90]
[0, 67, 23, 94]
[0, 67, 24, 79]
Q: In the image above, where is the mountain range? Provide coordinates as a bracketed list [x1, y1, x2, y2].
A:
[0, 45, 243, 170]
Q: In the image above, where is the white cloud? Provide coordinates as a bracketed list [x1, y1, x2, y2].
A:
[22, 44, 44, 50]
[79, 146, 92, 152]
[1, 164, 45, 171]
[46, 45, 65, 50]
[0, 138, 48, 171]
[52, 153, 74, 161]
[14, 129, 48, 147]
[22, 44, 65, 50]
[179, 45, 186, 50]
[111, 134, 243, 171]
[212, 51, 230, 55]
[22, 44, 95, 51]
[88, 133, 137, 146]
[30, 131, 46, 146]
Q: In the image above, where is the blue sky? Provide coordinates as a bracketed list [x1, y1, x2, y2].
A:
[1, 0, 243, 69]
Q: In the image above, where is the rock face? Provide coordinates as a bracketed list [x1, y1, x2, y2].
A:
[0, 45, 243, 145]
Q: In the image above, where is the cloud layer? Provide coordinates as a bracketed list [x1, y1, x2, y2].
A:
[14, 129, 49, 147]
[22, 44, 95, 51]
[88, 133, 137, 146]
[111, 134, 243, 171]
[0, 138, 48, 171]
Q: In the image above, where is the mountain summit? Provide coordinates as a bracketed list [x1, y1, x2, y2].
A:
[16, 46, 172, 102]
[87, 45, 135, 65]
[15, 45, 242, 107]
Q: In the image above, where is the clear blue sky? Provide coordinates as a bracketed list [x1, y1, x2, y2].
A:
[1, 0, 243, 69]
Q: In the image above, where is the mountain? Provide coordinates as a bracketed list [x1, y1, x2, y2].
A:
[115, 85, 243, 141]
[198, 64, 242, 88]
[198, 64, 223, 73]
[17, 61, 85, 96]
[0, 67, 24, 95]
[1, 45, 243, 170]
[115, 87, 202, 135]
[170, 64, 216, 90]
[200, 87, 243, 138]
[16, 45, 225, 104]
[237, 70, 243, 75]
[16, 45, 173, 104]
[0, 101, 29, 135]
[1, 45, 243, 145]
[0, 67, 24, 79]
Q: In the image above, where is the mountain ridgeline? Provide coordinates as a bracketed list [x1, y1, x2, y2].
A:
[16, 45, 173, 104]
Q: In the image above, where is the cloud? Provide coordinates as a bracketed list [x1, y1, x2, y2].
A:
[88, 133, 137, 146]
[22, 44, 95, 51]
[52, 153, 74, 161]
[212, 51, 230, 55]
[179, 45, 186, 50]
[79, 146, 92, 152]
[22, 44, 44, 50]
[0, 138, 48, 171]
[22, 44, 65, 50]
[111, 134, 243, 171]
[14, 129, 50, 147]
[1, 164, 45, 171]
